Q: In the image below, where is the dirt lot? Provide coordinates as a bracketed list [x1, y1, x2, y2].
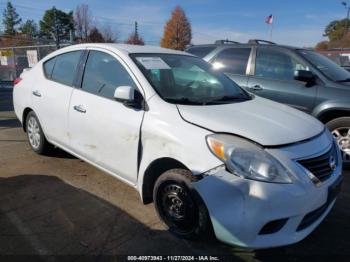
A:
[0, 88, 349, 261]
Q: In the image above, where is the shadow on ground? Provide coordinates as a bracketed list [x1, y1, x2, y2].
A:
[0, 170, 349, 261]
[0, 175, 245, 261]
[0, 118, 21, 129]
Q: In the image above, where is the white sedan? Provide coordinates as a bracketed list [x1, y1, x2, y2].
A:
[13, 43, 343, 248]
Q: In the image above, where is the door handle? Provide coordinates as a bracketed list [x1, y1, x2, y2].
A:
[32, 90, 42, 97]
[248, 85, 263, 91]
[73, 105, 86, 113]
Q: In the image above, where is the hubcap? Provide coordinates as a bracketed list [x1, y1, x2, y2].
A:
[332, 127, 350, 163]
[27, 116, 41, 149]
[158, 183, 197, 233]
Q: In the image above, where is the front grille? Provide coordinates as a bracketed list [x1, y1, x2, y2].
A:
[298, 145, 336, 182]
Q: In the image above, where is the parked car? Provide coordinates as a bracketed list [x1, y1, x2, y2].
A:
[13, 43, 342, 249]
[186, 39, 350, 167]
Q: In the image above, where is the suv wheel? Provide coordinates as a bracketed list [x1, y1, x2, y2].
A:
[326, 117, 350, 168]
[26, 111, 52, 155]
[153, 169, 213, 240]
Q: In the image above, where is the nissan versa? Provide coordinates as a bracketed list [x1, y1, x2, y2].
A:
[13, 44, 343, 248]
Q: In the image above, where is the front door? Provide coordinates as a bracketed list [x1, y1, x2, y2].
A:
[247, 47, 317, 113]
[68, 49, 144, 184]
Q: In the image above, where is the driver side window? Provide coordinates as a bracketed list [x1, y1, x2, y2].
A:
[81, 51, 136, 99]
[255, 48, 308, 81]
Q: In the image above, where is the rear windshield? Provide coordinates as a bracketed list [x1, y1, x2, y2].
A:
[186, 46, 216, 58]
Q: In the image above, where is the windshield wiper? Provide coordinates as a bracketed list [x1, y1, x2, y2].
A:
[163, 97, 206, 105]
[205, 95, 249, 104]
[336, 78, 350, 82]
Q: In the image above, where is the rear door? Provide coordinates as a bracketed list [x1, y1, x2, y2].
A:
[32, 50, 83, 147]
[68, 49, 144, 184]
[247, 47, 317, 113]
[210, 47, 252, 88]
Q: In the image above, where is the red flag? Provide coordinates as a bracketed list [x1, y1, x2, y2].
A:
[265, 14, 273, 24]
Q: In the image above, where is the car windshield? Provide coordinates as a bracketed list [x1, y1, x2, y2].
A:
[298, 49, 350, 82]
[130, 53, 251, 105]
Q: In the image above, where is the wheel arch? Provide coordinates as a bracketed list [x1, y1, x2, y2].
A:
[141, 157, 193, 204]
[317, 109, 350, 124]
[22, 107, 33, 132]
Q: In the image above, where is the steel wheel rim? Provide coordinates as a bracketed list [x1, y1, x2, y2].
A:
[157, 182, 198, 233]
[27, 116, 41, 149]
[332, 127, 350, 164]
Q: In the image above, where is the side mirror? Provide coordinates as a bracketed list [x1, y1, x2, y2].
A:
[114, 86, 143, 109]
[294, 70, 315, 86]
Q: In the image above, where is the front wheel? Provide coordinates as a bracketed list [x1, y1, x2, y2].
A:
[153, 169, 213, 240]
[326, 117, 350, 168]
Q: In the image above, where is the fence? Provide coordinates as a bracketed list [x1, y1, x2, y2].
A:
[0, 44, 71, 85]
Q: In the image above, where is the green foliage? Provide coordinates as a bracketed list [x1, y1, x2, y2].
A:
[324, 19, 350, 42]
[2, 1, 22, 35]
[20, 19, 38, 37]
[39, 7, 74, 41]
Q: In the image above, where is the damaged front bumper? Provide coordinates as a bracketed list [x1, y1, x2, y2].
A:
[193, 162, 342, 249]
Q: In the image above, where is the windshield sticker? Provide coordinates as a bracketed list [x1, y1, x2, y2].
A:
[136, 57, 171, 70]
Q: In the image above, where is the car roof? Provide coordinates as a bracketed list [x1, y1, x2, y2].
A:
[186, 42, 303, 51]
[61, 43, 190, 55]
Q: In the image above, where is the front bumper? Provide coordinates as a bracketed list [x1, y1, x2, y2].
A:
[193, 131, 343, 249]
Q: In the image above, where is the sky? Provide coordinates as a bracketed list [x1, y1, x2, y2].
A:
[0, 0, 348, 47]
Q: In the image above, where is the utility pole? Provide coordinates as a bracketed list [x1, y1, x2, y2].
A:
[53, 7, 60, 49]
[342, 1, 350, 48]
[134, 21, 138, 38]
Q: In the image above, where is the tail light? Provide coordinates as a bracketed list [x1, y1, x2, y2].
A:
[13, 77, 22, 86]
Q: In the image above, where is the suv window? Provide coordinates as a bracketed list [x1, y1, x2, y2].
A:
[81, 51, 136, 99]
[186, 46, 216, 58]
[255, 48, 307, 81]
[51, 51, 82, 86]
[43, 57, 56, 79]
[214, 48, 251, 75]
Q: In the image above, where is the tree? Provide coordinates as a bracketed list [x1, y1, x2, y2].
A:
[20, 20, 38, 38]
[315, 40, 329, 51]
[74, 4, 92, 41]
[161, 6, 191, 50]
[101, 24, 117, 43]
[40, 7, 74, 47]
[88, 27, 105, 42]
[126, 21, 144, 45]
[324, 19, 350, 42]
[2, 1, 22, 35]
[315, 18, 350, 49]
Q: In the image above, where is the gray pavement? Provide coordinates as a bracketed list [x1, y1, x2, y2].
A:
[0, 88, 349, 261]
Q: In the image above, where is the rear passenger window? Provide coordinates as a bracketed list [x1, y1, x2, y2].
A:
[214, 48, 251, 75]
[81, 51, 136, 99]
[186, 46, 215, 58]
[51, 51, 82, 86]
[43, 57, 56, 79]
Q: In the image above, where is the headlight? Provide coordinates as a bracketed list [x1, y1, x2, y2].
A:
[206, 134, 292, 183]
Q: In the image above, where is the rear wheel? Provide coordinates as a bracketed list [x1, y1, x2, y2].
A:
[326, 117, 350, 168]
[153, 169, 213, 240]
[26, 111, 51, 155]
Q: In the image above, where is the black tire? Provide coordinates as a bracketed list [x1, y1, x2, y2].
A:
[326, 117, 350, 168]
[153, 169, 213, 240]
[25, 111, 52, 155]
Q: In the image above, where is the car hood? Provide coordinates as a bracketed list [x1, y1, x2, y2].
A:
[177, 96, 324, 146]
